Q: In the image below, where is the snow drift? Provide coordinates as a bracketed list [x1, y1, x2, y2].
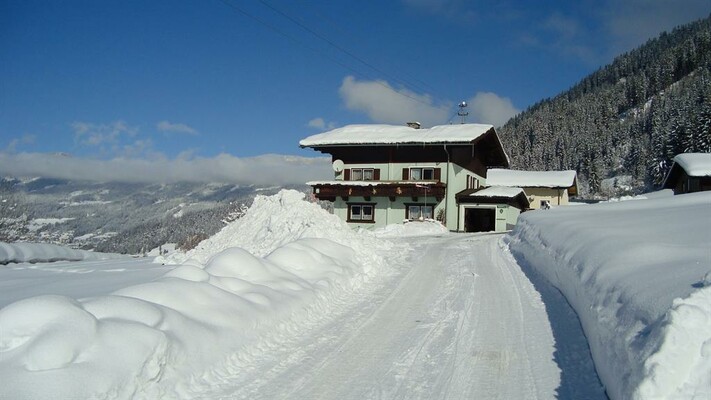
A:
[0, 190, 398, 399]
[506, 191, 711, 399]
[0, 242, 125, 265]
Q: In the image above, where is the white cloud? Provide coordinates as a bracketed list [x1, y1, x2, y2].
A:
[307, 117, 336, 130]
[0, 152, 332, 185]
[337, 75, 518, 127]
[72, 120, 138, 147]
[523, 12, 599, 64]
[467, 92, 520, 127]
[71, 120, 167, 159]
[156, 121, 199, 136]
[402, 0, 479, 22]
[338, 75, 450, 127]
[602, 0, 711, 55]
[5, 134, 36, 152]
[520, 2, 710, 64]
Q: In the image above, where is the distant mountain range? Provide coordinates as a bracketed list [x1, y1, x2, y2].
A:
[0, 177, 305, 254]
[499, 15, 711, 197]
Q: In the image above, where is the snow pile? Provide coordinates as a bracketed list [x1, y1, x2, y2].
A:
[162, 189, 389, 268]
[506, 192, 711, 399]
[372, 219, 449, 237]
[0, 190, 397, 399]
[0, 242, 126, 265]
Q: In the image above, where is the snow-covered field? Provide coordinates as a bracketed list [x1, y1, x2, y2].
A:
[0, 189, 709, 399]
[507, 191, 711, 399]
[0, 242, 127, 265]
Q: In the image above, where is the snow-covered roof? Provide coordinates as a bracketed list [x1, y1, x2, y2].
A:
[299, 123, 495, 147]
[486, 169, 577, 188]
[467, 186, 525, 198]
[672, 153, 711, 177]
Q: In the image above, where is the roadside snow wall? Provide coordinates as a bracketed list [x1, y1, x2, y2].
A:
[506, 191, 711, 399]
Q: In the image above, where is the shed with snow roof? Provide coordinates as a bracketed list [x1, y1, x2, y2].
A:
[486, 169, 578, 210]
[455, 187, 529, 232]
[662, 153, 711, 194]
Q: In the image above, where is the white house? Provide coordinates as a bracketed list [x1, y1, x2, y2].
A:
[300, 123, 529, 232]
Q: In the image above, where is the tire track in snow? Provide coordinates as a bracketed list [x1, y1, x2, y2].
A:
[200, 233, 560, 399]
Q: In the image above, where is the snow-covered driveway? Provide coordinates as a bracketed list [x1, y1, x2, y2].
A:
[205, 233, 561, 399]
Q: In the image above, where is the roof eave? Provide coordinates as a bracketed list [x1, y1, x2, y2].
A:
[301, 141, 476, 149]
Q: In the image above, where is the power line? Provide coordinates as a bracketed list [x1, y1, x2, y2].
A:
[216, 0, 443, 110]
[258, 0, 439, 97]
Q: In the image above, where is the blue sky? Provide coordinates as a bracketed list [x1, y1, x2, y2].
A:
[1, 0, 709, 183]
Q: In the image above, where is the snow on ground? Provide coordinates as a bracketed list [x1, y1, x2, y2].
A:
[371, 219, 449, 237]
[199, 234, 564, 399]
[506, 191, 711, 399]
[2, 188, 708, 399]
[0, 190, 402, 399]
[0, 258, 172, 310]
[0, 242, 126, 265]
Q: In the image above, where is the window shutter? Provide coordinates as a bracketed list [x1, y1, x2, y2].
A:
[374, 169, 380, 180]
[344, 169, 351, 181]
[402, 168, 409, 180]
[434, 168, 441, 182]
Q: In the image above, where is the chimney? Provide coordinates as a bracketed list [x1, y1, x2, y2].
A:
[406, 121, 421, 129]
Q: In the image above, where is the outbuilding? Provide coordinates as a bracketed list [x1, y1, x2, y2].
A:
[662, 153, 711, 194]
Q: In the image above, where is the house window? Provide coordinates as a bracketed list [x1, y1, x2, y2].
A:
[467, 175, 479, 189]
[348, 203, 375, 222]
[351, 168, 374, 181]
[407, 204, 433, 220]
[410, 167, 434, 181]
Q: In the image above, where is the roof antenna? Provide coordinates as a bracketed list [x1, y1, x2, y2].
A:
[457, 101, 468, 124]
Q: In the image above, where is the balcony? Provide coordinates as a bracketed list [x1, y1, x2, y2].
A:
[308, 180, 446, 202]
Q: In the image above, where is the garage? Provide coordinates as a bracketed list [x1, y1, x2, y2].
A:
[456, 186, 530, 233]
[464, 207, 495, 232]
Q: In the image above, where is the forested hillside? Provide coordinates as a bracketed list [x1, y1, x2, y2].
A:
[499, 16, 711, 197]
[0, 178, 304, 254]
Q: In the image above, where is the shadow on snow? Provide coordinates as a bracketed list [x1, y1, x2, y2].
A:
[510, 249, 609, 400]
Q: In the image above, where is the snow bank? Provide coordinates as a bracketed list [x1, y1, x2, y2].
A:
[372, 219, 449, 237]
[0, 242, 125, 265]
[0, 190, 397, 399]
[162, 189, 388, 268]
[506, 192, 711, 399]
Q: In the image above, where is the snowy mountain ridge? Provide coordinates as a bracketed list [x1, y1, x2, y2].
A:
[0, 177, 306, 254]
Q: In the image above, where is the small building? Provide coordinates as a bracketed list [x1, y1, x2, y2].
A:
[300, 123, 527, 232]
[455, 186, 529, 232]
[485, 169, 578, 210]
[662, 153, 711, 194]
